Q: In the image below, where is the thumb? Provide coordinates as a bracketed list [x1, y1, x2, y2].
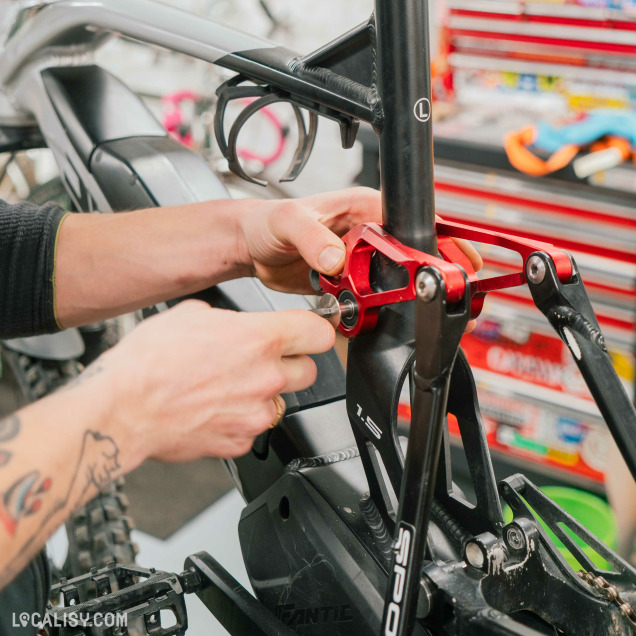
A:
[275, 206, 346, 275]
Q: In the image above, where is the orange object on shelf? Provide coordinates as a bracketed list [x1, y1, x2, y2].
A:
[504, 126, 580, 176]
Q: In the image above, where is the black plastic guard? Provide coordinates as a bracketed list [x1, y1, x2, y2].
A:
[41, 65, 165, 166]
[91, 136, 230, 210]
[239, 471, 385, 634]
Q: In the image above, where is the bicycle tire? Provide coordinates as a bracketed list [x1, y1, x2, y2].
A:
[63, 477, 137, 577]
[24, 176, 73, 209]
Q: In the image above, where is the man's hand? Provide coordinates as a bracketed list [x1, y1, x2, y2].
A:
[0, 300, 334, 589]
[102, 300, 335, 464]
[55, 187, 481, 328]
[236, 187, 483, 294]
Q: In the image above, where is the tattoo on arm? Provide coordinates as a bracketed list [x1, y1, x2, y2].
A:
[0, 397, 120, 584]
[0, 409, 119, 539]
[70, 430, 120, 506]
[16, 431, 120, 556]
[0, 471, 51, 536]
[0, 414, 51, 536]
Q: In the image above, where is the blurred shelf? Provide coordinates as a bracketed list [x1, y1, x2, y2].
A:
[449, 437, 606, 495]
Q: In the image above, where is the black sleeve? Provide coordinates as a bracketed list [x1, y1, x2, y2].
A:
[0, 199, 69, 339]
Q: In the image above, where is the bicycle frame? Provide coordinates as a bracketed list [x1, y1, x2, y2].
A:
[2, 1, 636, 635]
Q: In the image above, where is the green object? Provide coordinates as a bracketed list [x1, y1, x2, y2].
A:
[512, 433, 548, 456]
[503, 486, 617, 571]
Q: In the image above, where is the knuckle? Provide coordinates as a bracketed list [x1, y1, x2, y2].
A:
[176, 298, 208, 313]
[253, 323, 283, 356]
[267, 329, 285, 355]
[352, 186, 380, 204]
[353, 186, 377, 198]
[272, 199, 299, 224]
[241, 324, 279, 360]
[316, 319, 336, 349]
[302, 357, 318, 386]
[219, 438, 253, 459]
[245, 410, 272, 435]
[256, 337, 282, 365]
[236, 438, 255, 456]
[266, 370, 287, 396]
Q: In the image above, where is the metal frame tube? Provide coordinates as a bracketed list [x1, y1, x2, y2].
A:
[0, 0, 272, 84]
[374, 0, 437, 254]
[0, 0, 374, 123]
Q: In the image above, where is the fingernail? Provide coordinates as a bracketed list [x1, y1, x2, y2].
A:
[318, 245, 345, 272]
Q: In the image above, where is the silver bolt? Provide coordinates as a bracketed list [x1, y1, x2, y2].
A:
[341, 299, 356, 320]
[312, 293, 341, 327]
[505, 525, 526, 551]
[465, 541, 485, 569]
[311, 293, 355, 328]
[415, 270, 438, 302]
[526, 255, 546, 284]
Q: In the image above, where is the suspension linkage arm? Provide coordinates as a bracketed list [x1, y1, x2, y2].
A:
[315, 220, 573, 338]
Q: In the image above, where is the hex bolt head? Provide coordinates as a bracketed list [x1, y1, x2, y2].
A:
[505, 525, 526, 551]
[314, 293, 342, 328]
[526, 255, 546, 285]
[415, 270, 438, 302]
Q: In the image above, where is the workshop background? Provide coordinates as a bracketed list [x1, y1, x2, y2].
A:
[1, 0, 635, 633]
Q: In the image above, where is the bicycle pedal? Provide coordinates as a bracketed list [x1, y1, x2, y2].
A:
[47, 562, 188, 635]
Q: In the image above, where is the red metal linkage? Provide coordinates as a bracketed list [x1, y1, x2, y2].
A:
[319, 220, 573, 337]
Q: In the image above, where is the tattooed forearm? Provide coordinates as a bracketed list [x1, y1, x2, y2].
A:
[8, 433, 118, 581]
[0, 391, 123, 589]
[0, 414, 54, 535]
[15, 430, 120, 553]
[0, 425, 118, 546]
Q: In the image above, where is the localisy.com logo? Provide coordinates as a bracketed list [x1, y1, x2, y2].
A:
[13, 612, 127, 629]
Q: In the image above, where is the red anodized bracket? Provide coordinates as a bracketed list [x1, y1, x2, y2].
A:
[318, 220, 573, 338]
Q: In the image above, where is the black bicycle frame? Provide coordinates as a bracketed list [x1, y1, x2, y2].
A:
[367, 2, 448, 633]
[4, 0, 636, 634]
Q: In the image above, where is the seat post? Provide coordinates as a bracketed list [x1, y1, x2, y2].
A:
[374, 0, 437, 256]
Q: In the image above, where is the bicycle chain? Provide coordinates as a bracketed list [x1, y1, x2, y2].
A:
[577, 570, 636, 629]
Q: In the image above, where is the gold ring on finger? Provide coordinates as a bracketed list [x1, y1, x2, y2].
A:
[270, 394, 286, 428]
